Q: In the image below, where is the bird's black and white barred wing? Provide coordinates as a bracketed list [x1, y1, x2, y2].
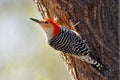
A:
[48, 27, 91, 56]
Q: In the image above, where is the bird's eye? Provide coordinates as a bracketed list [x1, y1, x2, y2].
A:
[45, 21, 48, 24]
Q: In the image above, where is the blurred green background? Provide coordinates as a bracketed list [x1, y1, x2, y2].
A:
[0, 0, 71, 80]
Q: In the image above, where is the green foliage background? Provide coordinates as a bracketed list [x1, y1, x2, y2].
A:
[0, 0, 70, 80]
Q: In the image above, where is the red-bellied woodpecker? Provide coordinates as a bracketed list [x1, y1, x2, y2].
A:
[30, 18, 103, 70]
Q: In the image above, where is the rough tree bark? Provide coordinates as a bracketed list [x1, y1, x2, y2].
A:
[33, 0, 119, 80]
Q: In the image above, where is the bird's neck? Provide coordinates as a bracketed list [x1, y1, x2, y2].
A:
[43, 24, 60, 40]
[43, 27, 54, 40]
[53, 25, 60, 36]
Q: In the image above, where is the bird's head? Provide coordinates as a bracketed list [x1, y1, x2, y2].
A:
[30, 18, 60, 39]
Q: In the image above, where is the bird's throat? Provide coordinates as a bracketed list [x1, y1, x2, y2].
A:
[42, 27, 52, 40]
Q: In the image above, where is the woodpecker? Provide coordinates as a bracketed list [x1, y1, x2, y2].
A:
[30, 18, 103, 70]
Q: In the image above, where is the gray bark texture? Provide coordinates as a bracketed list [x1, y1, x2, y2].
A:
[33, 0, 119, 80]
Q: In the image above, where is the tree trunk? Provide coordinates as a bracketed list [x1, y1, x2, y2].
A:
[33, 0, 119, 80]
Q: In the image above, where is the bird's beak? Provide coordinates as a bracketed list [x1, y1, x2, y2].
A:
[30, 18, 40, 24]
